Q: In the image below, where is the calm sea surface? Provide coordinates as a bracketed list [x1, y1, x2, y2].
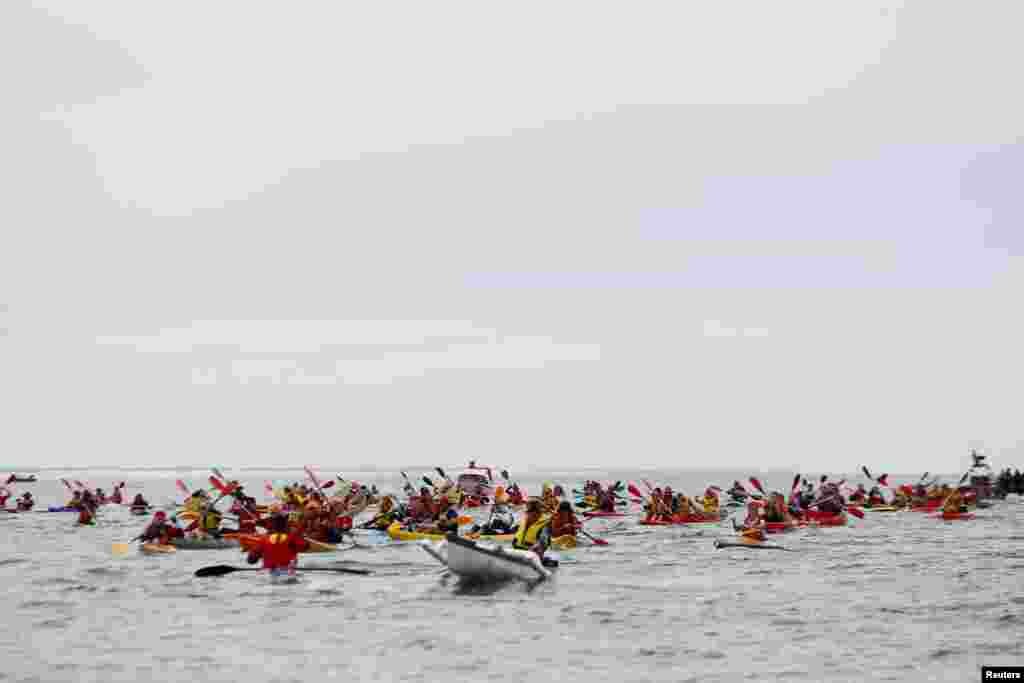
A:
[2, 468, 1022, 682]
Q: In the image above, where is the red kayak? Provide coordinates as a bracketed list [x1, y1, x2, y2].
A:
[937, 511, 975, 521]
[639, 515, 719, 526]
[799, 511, 847, 527]
[764, 521, 798, 533]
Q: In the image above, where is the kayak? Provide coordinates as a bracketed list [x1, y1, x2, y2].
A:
[47, 506, 78, 513]
[140, 543, 176, 555]
[385, 522, 515, 544]
[581, 510, 626, 518]
[169, 536, 238, 550]
[714, 539, 789, 551]
[800, 511, 846, 527]
[764, 521, 798, 534]
[640, 515, 720, 526]
[860, 505, 901, 512]
[422, 536, 554, 583]
[937, 511, 975, 521]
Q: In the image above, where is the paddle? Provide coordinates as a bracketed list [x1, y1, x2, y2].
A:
[194, 564, 372, 578]
[576, 526, 609, 546]
[435, 467, 453, 485]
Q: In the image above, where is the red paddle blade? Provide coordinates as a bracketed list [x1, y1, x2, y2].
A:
[627, 483, 644, 499]
[749, 477, 766, 495]
[321, 480, 335, 489]
[591, 537, 609, 546]
[176, 480, 190, 496]
[847, 506, 865, 519]
[791, 474, 801, 494]
[209, 476, 229, 494]
[877, 474, 889, 487]
[264, 482, 274, 495]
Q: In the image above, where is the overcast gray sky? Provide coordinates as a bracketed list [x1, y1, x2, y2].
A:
[3, 1, 1022, 473]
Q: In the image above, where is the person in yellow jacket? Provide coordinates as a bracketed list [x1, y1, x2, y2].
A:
[512, 499, 551, 552]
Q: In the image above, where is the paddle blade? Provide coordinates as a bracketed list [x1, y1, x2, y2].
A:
[209, 476, 228, 494]
[846, 506, 865, 519]
[819, 475, 828, 484]
[321, 480, 335, 489]
[435, 467, 448, 480]
[877, 474, 889, 488]
[862, 466, 873, 481]
[920, 471, 930, 483]
[627, 483, 644, 499]
[422, 476, 434, 488]
[195, 565, 241, 578]
[176, 480, 190, 496]
[959, 471, 970, 485]
[400, 471, 409, 480]
[790, 474, 801, 494]
[501, 470, 510, 481]
[749, 478, 766, 495]
[112, 543, 131, 555]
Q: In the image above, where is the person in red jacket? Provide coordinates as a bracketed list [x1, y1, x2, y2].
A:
[245, 514, 308, 571]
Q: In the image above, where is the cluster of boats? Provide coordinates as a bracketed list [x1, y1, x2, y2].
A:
[4, 454, 1008, 585]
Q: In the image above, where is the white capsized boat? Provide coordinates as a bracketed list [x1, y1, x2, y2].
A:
[420, 534, 552, 582]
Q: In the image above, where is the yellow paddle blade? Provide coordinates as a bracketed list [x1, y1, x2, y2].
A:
[112, 543, 131, 555]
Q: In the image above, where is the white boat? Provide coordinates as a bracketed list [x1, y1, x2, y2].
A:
[420, 534, 553, 583]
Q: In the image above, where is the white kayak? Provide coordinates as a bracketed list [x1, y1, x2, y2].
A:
[421, 534, 553, 583]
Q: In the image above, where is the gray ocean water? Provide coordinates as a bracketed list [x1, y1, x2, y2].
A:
[2, 468, 1022, 683]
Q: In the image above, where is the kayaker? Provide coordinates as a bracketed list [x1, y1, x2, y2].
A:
[246, 513, 309, 570]
[184, 491, 205, 514]
[130, 493, 149, 511]
[512, 499, 551, 551]
[16, 492, 34, 511]
[541, 485, 559, 513]
[700, 488, 720, 516]
[549, 501, 578, 539]
[727, 481, 748, 501]
[0, 488, 9, 509]
[764, 493, 793, 524]
[848, 484, 867, 504]
[109, 484, 124, 505]
[741, 500, 765, 530]
[867, 486, 885, 507]
[140, 511, 170, 542]
[77, 500, 96, 526]
[436, 508, 461, 534]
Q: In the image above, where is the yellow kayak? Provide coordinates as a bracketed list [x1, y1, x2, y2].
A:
[140, 543, 177, 555]
[386, 522, 514, 543]
[385, 523, 577, 549]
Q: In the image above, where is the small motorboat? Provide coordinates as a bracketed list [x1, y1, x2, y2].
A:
[420, 534, 555, 583]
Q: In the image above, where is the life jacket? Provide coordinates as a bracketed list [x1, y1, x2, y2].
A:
[260, 532, 307, 569]
[184, 497, 203, 513]
[513, 515, 550, 549]
[201, 510, 222, 532]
